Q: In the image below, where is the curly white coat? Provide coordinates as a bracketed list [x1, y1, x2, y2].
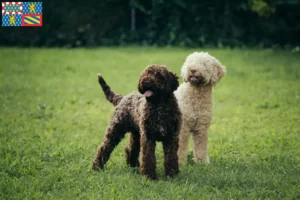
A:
[174, 52, 226, 164]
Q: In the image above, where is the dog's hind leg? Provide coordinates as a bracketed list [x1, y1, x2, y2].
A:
[125, 131, 140, 167]
[163, 137, 179, 177]
[92, 113, 128, 170]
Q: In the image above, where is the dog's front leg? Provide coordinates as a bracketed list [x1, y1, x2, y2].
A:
[178, 123, 190, 164]
[163, 136, 179, 177]
[192, 128, 210, 164]
[140, 133, 157, 180]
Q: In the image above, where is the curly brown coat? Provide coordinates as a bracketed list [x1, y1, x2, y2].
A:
[92, 65, 182, 180]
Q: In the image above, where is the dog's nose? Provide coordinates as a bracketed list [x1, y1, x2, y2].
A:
[191, 69, 196, 74]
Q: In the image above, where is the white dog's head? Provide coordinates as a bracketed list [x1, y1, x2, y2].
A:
[181, 52, 226, 86]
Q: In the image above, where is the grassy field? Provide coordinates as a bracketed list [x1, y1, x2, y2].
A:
[0, 47, 299, 199]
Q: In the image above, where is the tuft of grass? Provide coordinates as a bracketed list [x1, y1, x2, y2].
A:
[0, 47, 299, 199]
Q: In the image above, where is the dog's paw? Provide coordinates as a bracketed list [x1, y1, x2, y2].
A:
[142, 173, 158, 180]
[124, 147, 140, 167]
[193, 156, 210, 164]
[92, 160, 103, 171]
[91, 162, 99, 171]
[202, 156, 210, 164]
[205, 157, 210, 164]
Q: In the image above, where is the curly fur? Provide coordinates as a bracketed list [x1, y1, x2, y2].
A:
[174, 52, 226, 164]
[92, 65, 182, 180]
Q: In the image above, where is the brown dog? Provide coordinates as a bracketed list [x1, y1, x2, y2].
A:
[92, 65, 182, 180]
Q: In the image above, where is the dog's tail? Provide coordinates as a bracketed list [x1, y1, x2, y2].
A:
[97, 74, 123, 106]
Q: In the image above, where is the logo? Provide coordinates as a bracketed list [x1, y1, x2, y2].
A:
[2, 2, 42, 27]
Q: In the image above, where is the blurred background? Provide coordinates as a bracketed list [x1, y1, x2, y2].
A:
[0, 0, 299, 48]
[1, 1, 300, 199]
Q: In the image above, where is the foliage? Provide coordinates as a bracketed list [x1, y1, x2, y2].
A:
[0, 47, 300, 199]
[0, 0, 299, 47]
[250, 0, 276, 16]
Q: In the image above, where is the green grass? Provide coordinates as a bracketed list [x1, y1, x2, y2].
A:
[0, 47, 299, 200]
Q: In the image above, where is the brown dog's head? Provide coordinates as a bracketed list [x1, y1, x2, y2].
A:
[138, 65, 179, 102]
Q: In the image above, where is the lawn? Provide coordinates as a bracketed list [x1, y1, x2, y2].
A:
[0, 47, 299, 199]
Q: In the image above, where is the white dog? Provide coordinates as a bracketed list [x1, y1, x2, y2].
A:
[175, 52, 226, 164]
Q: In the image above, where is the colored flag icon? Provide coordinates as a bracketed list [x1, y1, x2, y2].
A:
[22, 14, 42, 26]
[1, 2, 42, 27]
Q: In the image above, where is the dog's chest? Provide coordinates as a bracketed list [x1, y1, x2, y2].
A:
[142, 105, 179, 140]
[179, 85, 213, 111]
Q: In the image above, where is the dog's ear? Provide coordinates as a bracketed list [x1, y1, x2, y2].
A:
[181, 70, 188, 82]
[138, 71, 145, 94]
[210, 58, 226, 86]
[138, 77, 144, 94]
[168, 71, 180, 91]
[180, 63, 190, 83]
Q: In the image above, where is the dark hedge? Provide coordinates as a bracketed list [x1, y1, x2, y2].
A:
[0, 0, 299, 47]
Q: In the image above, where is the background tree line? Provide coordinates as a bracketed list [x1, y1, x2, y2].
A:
[0, 0, 299, 48]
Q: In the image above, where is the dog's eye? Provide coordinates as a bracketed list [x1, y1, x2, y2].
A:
[155, 72, 165, 79]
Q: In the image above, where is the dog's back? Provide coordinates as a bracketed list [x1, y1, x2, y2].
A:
[97, 73, 181, 141]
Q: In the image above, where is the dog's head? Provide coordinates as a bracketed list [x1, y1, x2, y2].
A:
[181, 52, 226, 87]
[138, 65, 179, 102]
